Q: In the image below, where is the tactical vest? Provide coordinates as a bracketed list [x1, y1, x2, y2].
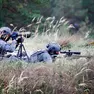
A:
[30, 50, 45, 63]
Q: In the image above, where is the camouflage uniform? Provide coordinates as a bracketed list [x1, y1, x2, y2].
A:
[0, 27, 17, 53]
[30, 43, 61, 63]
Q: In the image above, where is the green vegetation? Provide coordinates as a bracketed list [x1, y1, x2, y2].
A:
[82, 0, 94, 23]
[1, 0, 94, 28]
[0, 0, 50, 27]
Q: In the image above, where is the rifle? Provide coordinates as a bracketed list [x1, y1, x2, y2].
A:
[60, 50, 81, 57]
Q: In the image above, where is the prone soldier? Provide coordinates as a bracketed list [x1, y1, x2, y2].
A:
[0, 27, 24, 58]
[30, 43, 61, 63]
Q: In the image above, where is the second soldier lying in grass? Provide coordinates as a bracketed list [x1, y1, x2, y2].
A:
[30, 43, 61, 63]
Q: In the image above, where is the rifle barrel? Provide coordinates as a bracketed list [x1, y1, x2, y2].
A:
[72, 52, 81, 54]
[60, 51, 81, 56]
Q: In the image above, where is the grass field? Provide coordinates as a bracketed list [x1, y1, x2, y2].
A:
[0, 31, 94, 94]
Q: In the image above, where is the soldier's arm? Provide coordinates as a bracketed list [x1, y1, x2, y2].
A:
[42, 53, 52, 63]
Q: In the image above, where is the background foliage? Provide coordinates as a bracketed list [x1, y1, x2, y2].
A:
[0, 0, 94, 35]
[0, 0, 51, 27]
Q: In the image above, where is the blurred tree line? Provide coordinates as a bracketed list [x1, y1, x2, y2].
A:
[51, 0, 94, 23]
[0, 0, 94, 27]
[0, 0, 51, 27]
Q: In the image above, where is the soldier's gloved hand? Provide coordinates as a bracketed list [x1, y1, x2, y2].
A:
[16, 37, 24, 44]
[11, 32, 18, 40]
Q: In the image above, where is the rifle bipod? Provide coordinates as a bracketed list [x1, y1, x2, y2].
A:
[16, 42, 30, 62]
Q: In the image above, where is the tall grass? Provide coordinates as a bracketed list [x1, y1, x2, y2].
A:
[1, 17, 94, 94]
[0, 31, 94, 94]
